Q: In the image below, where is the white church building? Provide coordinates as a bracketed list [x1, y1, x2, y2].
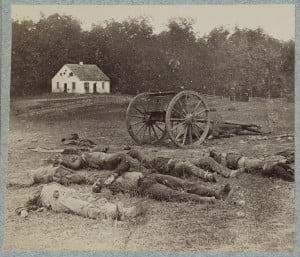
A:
[52, 62, 110, 94]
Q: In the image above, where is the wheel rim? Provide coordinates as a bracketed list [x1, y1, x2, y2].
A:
[126, 93, 166, 145]
[166, 90, 210, 148]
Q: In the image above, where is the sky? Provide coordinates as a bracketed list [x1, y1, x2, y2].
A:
[11, 4, 295, 41]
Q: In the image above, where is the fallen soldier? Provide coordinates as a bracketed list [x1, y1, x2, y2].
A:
[209, 149, 294, 181]
[16, 182, 149, 221]
[56, 150, 243, 183]
[208, 120, 265, 139]
[92, 172, 232, 204]
[32, 165, 87, 185]
[29, 166, 231, 204]
[127, 150, 242, 179]
[7, 165, 88, 188]
[26, 147, 244, 188]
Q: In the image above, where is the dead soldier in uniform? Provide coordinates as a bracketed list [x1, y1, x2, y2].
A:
[54, 148, 243, 203]
[16, 182, 149, 221]
[16, 149, 236, 219]
[55, 149, 244, 181]
[29, 149, 235, 204]
[209, 149, 294, 181]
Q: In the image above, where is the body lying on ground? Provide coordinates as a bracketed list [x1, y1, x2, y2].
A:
[31, 146, 294, 185]
[16, 183, 148, 220]
[31, 165, 231, 204]
[209, 149, 294, 182]
[16, 148, 293, 219]
[92, 172, 231, 204]
[31, 148, 294, 187]
[208, 121, 264, 139]
[55, 149, 244, 183]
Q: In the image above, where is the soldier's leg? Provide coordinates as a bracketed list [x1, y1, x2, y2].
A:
[32, 166, 58, 184]
[192, 157, 231, 178]
[127, 150, 171, 173]
[262, 161, 294, 182]
[192, 157, 242, 178]
[185, 183, 232, 200]
[147, 173, 189, 190]
[53, 166, 86, 185]
[148, 173, 231, 200]
[241, 157, 264, 172]
[172, 160, 217, 182]
[138, 177, 216, 204]
[62, 197, 119, 220]
[39, 184, 124, 220]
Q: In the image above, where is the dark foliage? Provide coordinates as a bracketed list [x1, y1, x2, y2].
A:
[11, 14, 294, 97]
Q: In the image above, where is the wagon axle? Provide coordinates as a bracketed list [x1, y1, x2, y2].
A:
[184, 113, 195, 124]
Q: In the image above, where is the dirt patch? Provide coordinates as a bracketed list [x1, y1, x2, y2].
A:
[4, 95, 295, 252]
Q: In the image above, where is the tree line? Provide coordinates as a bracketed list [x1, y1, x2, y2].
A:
[11, 14, 294, 98]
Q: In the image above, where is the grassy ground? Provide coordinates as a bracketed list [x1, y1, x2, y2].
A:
[4, 94, 295, 252]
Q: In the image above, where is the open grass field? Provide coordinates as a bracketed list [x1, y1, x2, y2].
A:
[4, 93, 295, 252]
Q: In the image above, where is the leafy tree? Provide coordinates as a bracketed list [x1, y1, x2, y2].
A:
[11, 20, 38, 95]
[10, 14, 294, 98]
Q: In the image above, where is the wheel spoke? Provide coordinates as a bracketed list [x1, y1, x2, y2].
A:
[130, 120, 144, 126]
[192, 100, 203, 114]
[191, 124, 200, 139]
[170, 118, 185, 121]
[171, 121, 185, 131]
[177, 99, 187, 115]
[175, 129, 183, 140]
[133, 106, 145, 115]
[194, 118, 208, 123]
[172, 107, 185, 118]
[136, 124, 146, 136]
[185, 95, 190, 114]
[193, 109, 207, 117]
[148, 125, 152, 141]
[142, 125, 148, 140]
[146, 98, 150, 112]
[182, 126, 188, 145]
[194, 122, 206, 131]
[150, 124, 159, 140]
[129, 114, 145, 119]
[153, 122, 165, 133]
[188, 124, 193, 144]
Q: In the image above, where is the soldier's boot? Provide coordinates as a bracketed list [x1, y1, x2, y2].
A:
[215, 183, 232, 200]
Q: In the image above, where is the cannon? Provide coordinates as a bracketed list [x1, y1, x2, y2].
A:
[126, 90, 210, 148]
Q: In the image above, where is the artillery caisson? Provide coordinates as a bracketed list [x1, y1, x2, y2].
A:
[126, 90, 210, 148]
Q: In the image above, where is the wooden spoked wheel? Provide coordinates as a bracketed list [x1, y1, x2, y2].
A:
[126, 93, 166, 145]
[165, 90, 210, 148]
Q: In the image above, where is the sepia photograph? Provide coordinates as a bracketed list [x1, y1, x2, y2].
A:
[3, 4, 295, 252]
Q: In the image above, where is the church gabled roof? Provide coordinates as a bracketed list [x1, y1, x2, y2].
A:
[65, 64, 110, 81]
